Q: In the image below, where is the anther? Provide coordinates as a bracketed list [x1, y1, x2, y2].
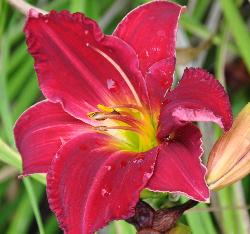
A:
[94, 126, 108, 131]
[93, 125, 144, 135]
[88, 112, 108, 121]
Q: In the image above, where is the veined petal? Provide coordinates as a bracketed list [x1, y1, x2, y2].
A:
[147, 124, 209, 202]
[14, 100, 88, 175]
[145, 58, 175, 114]
[25, 10, 147, 124]
[113, 1, 183, 76]
[47, 133, 157, 234]
[157, 68, 232, 139]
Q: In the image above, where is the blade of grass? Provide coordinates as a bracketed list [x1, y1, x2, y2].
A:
[184, 203, 217, 234]
[219, 0, 250, 73]
[217, 187, 239, 233]
[215, 24, 230, 88]
[6, 182, 44, 234]
[12, 74, 40, 121]
[180, 14, 237, 55]
[23, 178, 45, 234]
[233, 182, 250, 234]
[0, 34, 15, 145]
[192, 0, 211, 21]
[7, 42, 27, 75]
[0, 138, 46, 184]
[0, 193, 20, 232]
[8, 58, 33, 100]
[44, 215, 60, 234]
[6, 192, 34, 234]
[70, 0, 86, 12]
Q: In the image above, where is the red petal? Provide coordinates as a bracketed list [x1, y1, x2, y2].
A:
[25, 11, 147, 124]
[14, 100, 88, 175]
[157, 68, 233, 139]
[113, 1, 183, 76]
[47, 133, 157, 234]
[147, 124, 209, 202]
[145, 58, 174, 114]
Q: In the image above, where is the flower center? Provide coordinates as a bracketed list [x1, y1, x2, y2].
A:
[88, 104, 158, 152]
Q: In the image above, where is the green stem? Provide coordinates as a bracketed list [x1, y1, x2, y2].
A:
[23, 178, 45, 234]
[218, 187, 239, 233]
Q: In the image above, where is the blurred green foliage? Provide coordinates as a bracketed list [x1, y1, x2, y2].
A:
[0, 0, 250, 233]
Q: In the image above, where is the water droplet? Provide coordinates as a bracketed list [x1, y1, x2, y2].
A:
[151, 47, 160, 52]
[145, 50, 149, 57]
[144, 172, 151, 179]
[85, 42, 90, 47]
[84, 30, 89, 35]
[133, 158, 144, 164]
[101, 189, 109, 197]
[106, 79, 116, 90]
[105, 165, 112, 171]
[44, 19, 49, 23]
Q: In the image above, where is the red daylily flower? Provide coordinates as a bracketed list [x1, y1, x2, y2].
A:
[14, 1, 232, 233]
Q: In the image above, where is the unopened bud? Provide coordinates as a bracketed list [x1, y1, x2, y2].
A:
[206, 103, 250, 190]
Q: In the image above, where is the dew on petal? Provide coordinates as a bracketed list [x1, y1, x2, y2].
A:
[101, 188, 110, 197]
[151, 47, 161, 52]
[106, 79, 116, 90]
[144, 172, 151, 179]
[105, 165, 112, 171]
[84, 30, 89, 35]
[85, 42, 90, 47]
[133, 158, 144, 164]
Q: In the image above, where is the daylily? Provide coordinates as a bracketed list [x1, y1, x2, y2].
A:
[14, 1, 232, 233]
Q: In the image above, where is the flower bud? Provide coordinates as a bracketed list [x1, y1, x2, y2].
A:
[206, 103, 250, 190]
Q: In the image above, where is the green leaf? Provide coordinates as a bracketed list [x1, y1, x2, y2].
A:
[219, 0, 250, 73]
[184, 203, 217, 234]
[0, 138, 46, 184]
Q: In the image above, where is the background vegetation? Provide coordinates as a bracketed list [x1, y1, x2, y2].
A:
[0, 0, 249, 233]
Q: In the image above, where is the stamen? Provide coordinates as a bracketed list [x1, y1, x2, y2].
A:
[87, 105, 120, 121]
[110, 104, 145, 114]
[94, 125, 144, 135]
[97, 104, 115, 113]
[88, 112, 110, 121]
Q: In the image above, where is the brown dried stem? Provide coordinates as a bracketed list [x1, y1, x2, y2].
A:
[127, 199, 198, 233]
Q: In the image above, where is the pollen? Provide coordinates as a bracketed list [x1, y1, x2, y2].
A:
[87, 103, 159, 152]
[97, 104, 115, 113]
